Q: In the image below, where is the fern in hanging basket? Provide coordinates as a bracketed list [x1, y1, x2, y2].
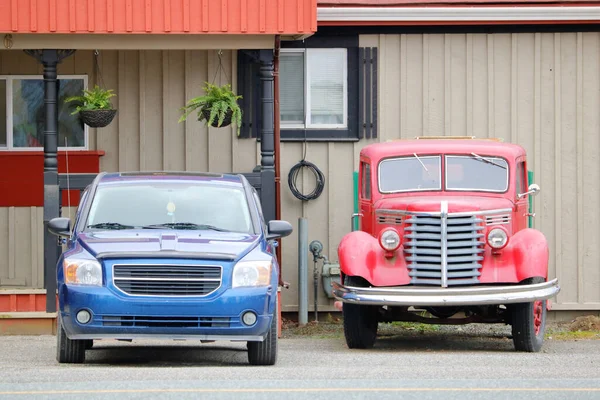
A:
[65, 85, 117, 128]
[178, 82, 243, 135]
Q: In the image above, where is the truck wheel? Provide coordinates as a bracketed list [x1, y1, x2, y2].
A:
[247, 301, 278, 366]
[56, 315, 86, 364]
[342, 276, 379, 349]
[511, 277, 547, 352]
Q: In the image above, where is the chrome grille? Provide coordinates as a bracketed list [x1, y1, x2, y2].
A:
[102, 315, 231, 328]
[404, 214, 485, 286]
[113, 264, 222, 296]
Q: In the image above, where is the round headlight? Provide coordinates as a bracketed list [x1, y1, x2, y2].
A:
[379, 229, 401, 251]
[487, 227, 508, 249]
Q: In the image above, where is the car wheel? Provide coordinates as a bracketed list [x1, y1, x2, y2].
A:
[511, 277, 547, 353]
[247, 300, 278, 366]
[56, 315, 86, 364]
[342, 275, 379, 349]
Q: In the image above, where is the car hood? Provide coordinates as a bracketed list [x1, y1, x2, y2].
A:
[375, 195, 514, 214]
[76, 230, 260, 261]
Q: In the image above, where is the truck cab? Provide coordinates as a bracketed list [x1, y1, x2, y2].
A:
[334, 137, 560, 352]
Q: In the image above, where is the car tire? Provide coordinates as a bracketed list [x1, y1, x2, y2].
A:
[342, 275, 379, 349]
[511, 277, 547, 353]
[247, 300, 278, 366]
[56, 315, 86, 364]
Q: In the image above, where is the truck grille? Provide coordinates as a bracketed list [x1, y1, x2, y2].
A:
[112, 264, 222, 296]
[404, 214, 485, 287]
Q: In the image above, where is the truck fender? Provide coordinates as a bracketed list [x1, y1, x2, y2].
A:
[337, 230, 410, 287]
[510, 228, 550, 281]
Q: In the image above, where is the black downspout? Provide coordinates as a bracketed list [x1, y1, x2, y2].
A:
[24, 49, 75, 313]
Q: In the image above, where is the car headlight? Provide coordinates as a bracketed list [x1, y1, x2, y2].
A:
[487, 227, 509, 249]
[232, 261, 272, 288]
[379, 228, 401, 252]
[63, 259, 103, 286]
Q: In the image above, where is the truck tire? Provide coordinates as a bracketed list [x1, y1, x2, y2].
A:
[342, 275, 379, 349]
[56, 315, 86, 364]
[511, 277, 547, 352]
[247, 300, 278, 366]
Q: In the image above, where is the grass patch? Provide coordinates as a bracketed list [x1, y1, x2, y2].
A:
[388, 321, 441, 333]
[546, 330, 600, 341]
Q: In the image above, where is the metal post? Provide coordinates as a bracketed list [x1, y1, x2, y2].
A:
[298, 217, 308, 326]
[258, 50, 276, 224]
[24, 49, 75, 313]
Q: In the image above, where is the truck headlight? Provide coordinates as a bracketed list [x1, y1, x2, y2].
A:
[487, 227, 509, 249]
[379, 228, 401, 252]
[64, 259, 103, 286]
[232, 261, 272, 288]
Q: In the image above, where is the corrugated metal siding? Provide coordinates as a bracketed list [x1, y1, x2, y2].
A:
[0, 0, 317, 35]
[372, 32, 600, 310]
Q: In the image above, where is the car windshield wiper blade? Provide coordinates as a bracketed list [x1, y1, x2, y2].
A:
[470, 152, 507, 169]
[87, 222, 136, 230]
[142, 223, 229, 231]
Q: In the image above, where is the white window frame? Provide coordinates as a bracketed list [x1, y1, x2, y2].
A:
[280, 48, 348, 130]
[0, 74, 89, 151]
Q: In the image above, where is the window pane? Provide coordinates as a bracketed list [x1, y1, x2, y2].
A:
[379, 156, 442, 193]
[280, 53, 305, 124]
[445, 156, 509, 192]
[307, 49, 346, 126]
[0, 80, 6, 146]
[12, 79, 85, 148]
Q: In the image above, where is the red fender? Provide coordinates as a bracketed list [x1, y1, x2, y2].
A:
[337, 230, 410, 287]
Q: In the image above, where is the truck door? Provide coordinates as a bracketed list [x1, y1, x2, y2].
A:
[358, 160, 373, 233]
[514, 159, 529, 232]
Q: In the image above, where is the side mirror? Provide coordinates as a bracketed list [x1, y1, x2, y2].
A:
[266, 220, 293, 240]
[517, 183, 541, 200]
[48, 217, 71, 237]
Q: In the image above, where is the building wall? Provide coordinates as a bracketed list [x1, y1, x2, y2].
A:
[2, 31, 600, 312]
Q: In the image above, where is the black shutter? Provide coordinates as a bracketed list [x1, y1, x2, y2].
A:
[358, 47, 378, 139]
[236, 51, 261, 139]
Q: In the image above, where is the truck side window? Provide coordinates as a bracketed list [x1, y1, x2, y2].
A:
[516, 162, 527, 195]
[361, 162, 371, 200]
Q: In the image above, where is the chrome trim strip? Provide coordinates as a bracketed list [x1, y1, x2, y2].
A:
[376, 208, 513, 218]
[96, 251, 237, 261]
[113, 277, 221, 282]
[111, 264, 223, 298]
[440, 201, 448, 288]
[67, 333, 266, 341]
[332, 278, 560, 307]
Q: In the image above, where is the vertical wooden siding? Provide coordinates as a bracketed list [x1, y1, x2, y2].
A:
[371, 32, 600, 310]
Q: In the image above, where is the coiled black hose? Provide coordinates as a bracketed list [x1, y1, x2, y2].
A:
[288, 159, 325, 201]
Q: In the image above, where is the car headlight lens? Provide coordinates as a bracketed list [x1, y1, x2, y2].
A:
[379, 228, 401, 251]
[232, 261, 272, 288]
[64, 259, 102, 286]
[487, 227, 509, 249]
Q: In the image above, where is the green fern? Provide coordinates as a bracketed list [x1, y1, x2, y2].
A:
[179, 82, 243, 136]
[64, 85, 116, 114]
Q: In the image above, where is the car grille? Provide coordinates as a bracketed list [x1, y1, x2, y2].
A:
[404, 214, 485, 287]
[113, 264, 222, 296]
[101, 315, 232, 328]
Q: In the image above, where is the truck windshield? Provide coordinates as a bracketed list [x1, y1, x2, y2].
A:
[445, 155, 509, 192]
[378, 155, 442, 192]
[85, 181, 253, 233]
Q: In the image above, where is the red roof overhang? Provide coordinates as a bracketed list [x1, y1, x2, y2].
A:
[0, 0, 317, 35]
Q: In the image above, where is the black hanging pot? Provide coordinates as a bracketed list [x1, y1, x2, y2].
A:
[201, 107, 233, 128]
[80, 109, 118, 128]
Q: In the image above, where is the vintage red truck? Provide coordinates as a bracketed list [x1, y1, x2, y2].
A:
[333, 137, 560, 352]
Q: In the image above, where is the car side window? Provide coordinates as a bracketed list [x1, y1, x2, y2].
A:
[516, 161, 527, 196]
[361, 162, 371, 200]
[252, 189, 267, 229]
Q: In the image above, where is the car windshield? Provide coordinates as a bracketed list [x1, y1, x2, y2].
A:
[378, 155, 442, 192]
[445, 155, 509, 192]
[85, 180, 253, 233]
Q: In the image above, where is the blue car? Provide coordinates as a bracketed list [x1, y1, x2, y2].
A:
[47, 171, 293, 365]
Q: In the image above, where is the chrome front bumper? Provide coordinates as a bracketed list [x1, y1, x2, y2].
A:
[332, 278, 560, 307]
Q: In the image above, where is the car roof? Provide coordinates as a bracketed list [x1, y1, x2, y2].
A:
[97, 171, 246, 186]
[361, 138, 526, 161]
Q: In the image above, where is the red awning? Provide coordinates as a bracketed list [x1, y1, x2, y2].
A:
[0, 0, 317, 35]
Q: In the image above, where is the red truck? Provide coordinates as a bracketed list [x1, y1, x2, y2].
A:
[333, 137, 560, 352]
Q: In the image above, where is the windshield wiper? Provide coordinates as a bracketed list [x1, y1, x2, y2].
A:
[142, 223, 229, 231]
[470, 152, 507, 169]
[87, 222, 136, 230]
[414, 153, 436, 181]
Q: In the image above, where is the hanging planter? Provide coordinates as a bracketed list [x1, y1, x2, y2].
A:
[65, 85, 117, 128]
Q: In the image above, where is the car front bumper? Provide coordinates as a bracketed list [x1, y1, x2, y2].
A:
[59, 284, 275, 341]
[332, 278, 560, 307]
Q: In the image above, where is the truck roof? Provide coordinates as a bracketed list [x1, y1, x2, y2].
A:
[360, 137, 526, 161]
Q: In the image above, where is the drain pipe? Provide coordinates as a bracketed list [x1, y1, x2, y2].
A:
[298, 217, 308, 326]
[274, 35, 285, 288]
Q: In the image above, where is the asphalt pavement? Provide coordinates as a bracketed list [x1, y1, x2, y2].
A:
[0, 329, 598, 400]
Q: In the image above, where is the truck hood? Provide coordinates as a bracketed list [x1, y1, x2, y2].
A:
[76, 230, 260, 261]
[375, 195, 514, 214]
